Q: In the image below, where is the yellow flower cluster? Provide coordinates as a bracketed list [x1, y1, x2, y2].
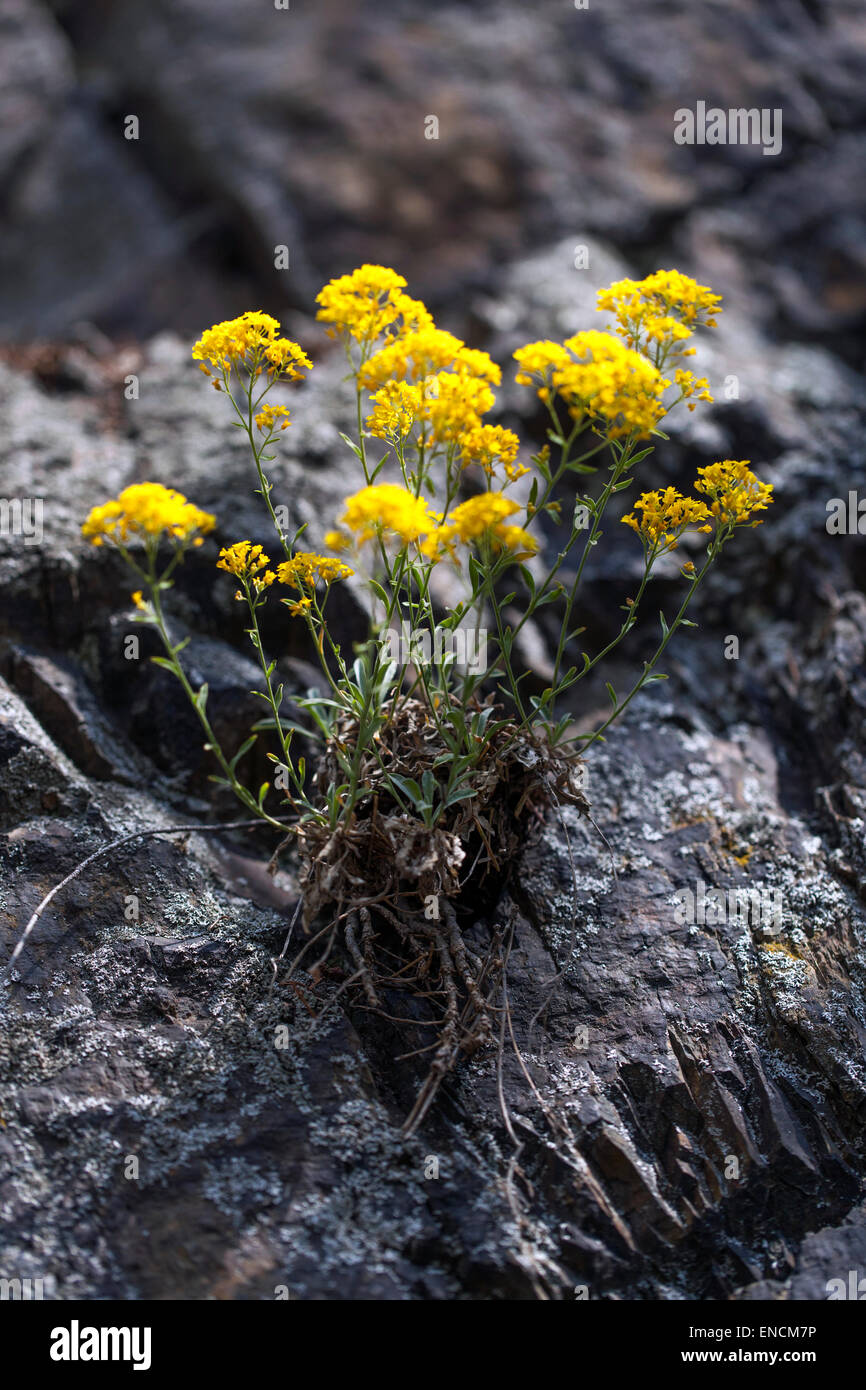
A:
[340, 483, 438, 545]
[460, 424, 526, 482]
[694, 460, 774, 526]
[365, 381, 425, 442]
[597, 270, 721, 356]
[451, 492, 519, 539]
[516, 331, 668, 439]
[674, 369, 714, 412]
[82, 483, 216, 547]
[512, 340, 572, 395]
[623, 461, 773, 552]
[421, 493, 536, 561]
[276, 553, 355, 589]
[621, 488, 712, 553]
[192, 312, 312, 381]
[425, 373, 496, 445]
[217, 541, 276, 596]
[255, 404, 291, 434]
[359, 329, 500, 391]
[315, 265, 432, 343]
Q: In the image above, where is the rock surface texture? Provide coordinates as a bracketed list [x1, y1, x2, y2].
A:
[1, 0, 866, 1300]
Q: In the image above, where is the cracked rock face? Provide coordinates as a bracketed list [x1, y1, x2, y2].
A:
[1, 0, 866, 1302]
[1, 266, 865, 1298]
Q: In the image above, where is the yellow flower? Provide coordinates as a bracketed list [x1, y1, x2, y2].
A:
[276, 553, 354, 589]
[459, 425, 526, 482]
[430, 493, 538, 560]
[621, 487, 712, 552]
[314, 266, 432, 343]
[359, 328, 500, 391]
[262, 339, 312, 379]
[131, 590, 147, 610]
[324, 529, 350, 553]
[424, 372, 495, 445]
[450, 492, 519, 540]
[492, 524, 537, 559]
[365, 381, 425, 442]
[513, 341, 573, 403]
[341, 483, 437, 545]
[515, 331, 668, 440]
[286, 597, 313, 617]
[82, 483, 216, 547]
[254, 404, 291, 434]
[597, 271, 721, 369]
[693, 460, 774, 527]
[674, 369, 714, 410]
[217, 541, 276, 593]
[192, 312, 311, 381]
[419, 522, 460, 563]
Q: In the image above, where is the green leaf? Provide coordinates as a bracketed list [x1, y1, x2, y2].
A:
[659, 611, 669, 639]
[338, 431, 364, 461]
[194, 683, 209, 713]
[446, 786, 477, 807]
[229, 734, 257, 771]
[535, 587, 562, 608]
[605, 681, 618, 708]
[150, 656, 176, 672]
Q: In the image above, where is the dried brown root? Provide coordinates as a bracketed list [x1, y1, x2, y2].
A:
[279, 697, 589, 1133]
[344, 908, 381, 1009]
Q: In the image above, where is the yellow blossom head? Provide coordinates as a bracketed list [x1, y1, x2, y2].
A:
[621, 487, 712, 553]
[276, 552, 354, 590]
[597, 270, 721, 369]
[82, 483, 216, 548]
[217, 541, 276, 595]
[693, 460, 773, 527]
[341, 483, 437, 546]
[315, 266, 432, 344]
[255, 404, 291, 434]
[192, 312, 311, 382]
[365, 381, 425, 443]
[423, 372, 496, 446]
[516, 332, 667, 440]
[460, 425, 526, 483]
[360, 329, 500, 392]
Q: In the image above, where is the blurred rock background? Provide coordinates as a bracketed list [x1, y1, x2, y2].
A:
[1, 0, 864, 358]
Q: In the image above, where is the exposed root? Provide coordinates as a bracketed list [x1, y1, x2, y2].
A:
[278, 697, 590, 1134]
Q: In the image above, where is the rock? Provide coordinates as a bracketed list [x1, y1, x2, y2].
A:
[3, 0, 864, 341]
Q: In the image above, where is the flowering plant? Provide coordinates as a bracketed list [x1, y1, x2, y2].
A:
[83, 269, 772, 1127]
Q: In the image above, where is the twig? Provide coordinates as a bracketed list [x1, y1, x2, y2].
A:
[4, 816, 294, 977]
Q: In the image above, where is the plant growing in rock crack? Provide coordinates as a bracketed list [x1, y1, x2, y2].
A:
[82, 267, 773, 1130]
